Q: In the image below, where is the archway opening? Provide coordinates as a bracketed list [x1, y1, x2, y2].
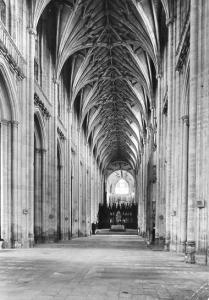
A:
[57, 143, 62, 241]
[34, 114, 44, 243]
[98, 170, 137, 229]
[0, 69, 14, 245]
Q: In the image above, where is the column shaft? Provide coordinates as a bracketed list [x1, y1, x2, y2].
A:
[186, 0, 199, 263]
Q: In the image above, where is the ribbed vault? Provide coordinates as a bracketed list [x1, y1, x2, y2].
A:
[32, 0, 169, 173]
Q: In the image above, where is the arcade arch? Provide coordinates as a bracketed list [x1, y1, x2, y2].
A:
[0, 66, 18, 247]
[34, 113, 45, 242]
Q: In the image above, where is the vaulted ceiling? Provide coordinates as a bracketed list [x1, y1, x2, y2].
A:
[31, 0, 170, 173]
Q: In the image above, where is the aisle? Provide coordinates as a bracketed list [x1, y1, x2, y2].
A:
[0, 235, 209, 299]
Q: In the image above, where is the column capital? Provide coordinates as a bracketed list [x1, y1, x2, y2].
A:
[52, 76, 59, 85]
[1, 120, 19, 127]
[35, 148, 47, 154]
[0, 119, 10, 126]
[182, 115, 189, 126]
[35, 148, 41, 154]
[11, 120, 19, 128]
[41, 148, 47, 154]
[156, 73, 162, 79]
[27, 27, 37, 36]
[67, 107, 73, 114]
[166, 17, 174, 27]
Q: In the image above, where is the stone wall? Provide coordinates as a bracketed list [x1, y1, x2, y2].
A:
[137, 0, 209, 261]
[0, 0, 103, 248]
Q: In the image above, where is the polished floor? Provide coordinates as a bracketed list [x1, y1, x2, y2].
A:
[0, 234, 209, 300]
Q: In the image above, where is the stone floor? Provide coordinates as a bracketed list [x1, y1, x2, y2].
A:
[0, 234, 209, 300]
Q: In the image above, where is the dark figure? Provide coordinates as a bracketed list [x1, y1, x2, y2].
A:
[152, 224, 155, 242]
[92, 223, 96, 235]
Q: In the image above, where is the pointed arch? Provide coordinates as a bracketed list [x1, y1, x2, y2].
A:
[0, 57, 19, 122]
[181, 58, 190, 116]
[32, 0, 52, 29]
[57, 137, 64, 167]
[34, 110, 46, 150]
[34, 111, 46, 243]
[57, 138, 62, 241]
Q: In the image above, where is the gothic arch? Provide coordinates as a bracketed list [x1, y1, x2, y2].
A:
[0, 59, 19, 246]
[32, 0, 52, 30]
[181, 59, 190, 116]
[34, 110, 46, 150]
[34, 112, 46, 243]
[57, 138, 63, 166]
[0, 57, 19, 122]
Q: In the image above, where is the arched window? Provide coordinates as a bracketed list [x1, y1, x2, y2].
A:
[115, 179, 129, 195]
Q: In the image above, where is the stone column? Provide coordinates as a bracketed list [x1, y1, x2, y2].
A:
[179, 115, 189, 252]
[90, 159, 94, 226]
[27, 27, 36, 247]
[77, 129, 81, 236]
[185, 0, 198, 263]
[52, 80, 58, 241]
[34, 148, 42, 242]
[165, 18, 174, 251]
[57, 163, 63, 240]
[94, 162, 97, 223]
[0, 120, 12, 247]
[71, 151, 77, 237]
[155, 74, 162, 244]
[66, 108, 72, 239]
[41, 149, 46, 241]
[88, 149, 92, 234]
[86, 163, 91, 236]
[11, 121, 19, 247]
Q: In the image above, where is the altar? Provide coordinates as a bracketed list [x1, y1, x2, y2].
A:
[110, 224, 125, 232]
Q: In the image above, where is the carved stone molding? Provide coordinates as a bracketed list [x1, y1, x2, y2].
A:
[0, 20, 26, 79]
[152, 143, 157, 152]
[27, 27, 37, 36]
[1, 119, 19, 126]
[0, 119, 10, 126]
[166, 17, 174, 27]
[11, 120, 19, 127]
[162, 88, 168, 115]
[182, 115, 189, 126]
[34, 93, 51, 119]
[176, 11, 190, 72]
[35, 148, 47, 154]
[57, 127, 66, 141]
[71, 141, 77, 154]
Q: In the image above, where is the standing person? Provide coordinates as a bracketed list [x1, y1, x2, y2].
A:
[92, 223, 96, 235]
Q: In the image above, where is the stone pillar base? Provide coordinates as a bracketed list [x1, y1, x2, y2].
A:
[185, 241, 196, 264]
